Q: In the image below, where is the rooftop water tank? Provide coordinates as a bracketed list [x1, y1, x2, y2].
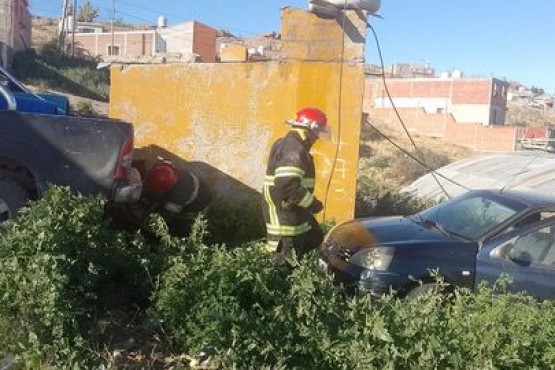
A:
[66, 15, 74, 31]
[452, 69, 463, 79]
[440, 71, 450, 79]
[158, 16, 167, 28]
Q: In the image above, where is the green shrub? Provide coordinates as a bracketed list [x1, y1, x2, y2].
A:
[155, 252, 555, 369]
[0, 187, 170, 366]
[204, 199, 266, 247]
[356, 175, 432, 217]
[2, 187, 555, 368]
[153, 248, 350, 368]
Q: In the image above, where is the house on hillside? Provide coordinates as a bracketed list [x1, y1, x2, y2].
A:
[67, 17, 218, 63]
[365, 73, 509, 126]
[157, 20, 218, 62]
[0, 0, 31, 67]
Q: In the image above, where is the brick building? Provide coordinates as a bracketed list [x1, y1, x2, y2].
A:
[72, 29, 164, 60]
[365, 75, 509, 125]
[0, 0, 31, 67]
[70, 20, 218, 63]
[158, 21, 218, 62]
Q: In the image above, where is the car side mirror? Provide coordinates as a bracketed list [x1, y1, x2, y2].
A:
[0, 83, 17, 111]
[490, 243, 514, 259]
[509, 250, 532, 267]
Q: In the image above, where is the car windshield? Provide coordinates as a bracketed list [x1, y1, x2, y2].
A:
[417, 192, 526, 240]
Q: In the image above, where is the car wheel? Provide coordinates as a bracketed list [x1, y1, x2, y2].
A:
[405, 282, 438, 299]
[0, 176, 30, 223]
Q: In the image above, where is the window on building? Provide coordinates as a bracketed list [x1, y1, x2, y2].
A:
[108, 45, 120, 56]
[493, 83, 499, 97]
[78, 27, 96, 33]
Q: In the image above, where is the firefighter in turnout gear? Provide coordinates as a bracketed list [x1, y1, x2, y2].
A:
[262, 107, 332, 261]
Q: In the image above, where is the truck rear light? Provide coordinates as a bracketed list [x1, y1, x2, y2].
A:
[115, 138, 133, 179]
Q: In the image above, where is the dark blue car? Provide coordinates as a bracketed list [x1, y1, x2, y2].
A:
[318, 189, 555, 300]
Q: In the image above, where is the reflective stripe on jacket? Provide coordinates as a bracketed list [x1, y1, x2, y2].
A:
[262, 129, 317, 236]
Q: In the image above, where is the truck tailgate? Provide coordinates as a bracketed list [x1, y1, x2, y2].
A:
[0, 111, 134, 197]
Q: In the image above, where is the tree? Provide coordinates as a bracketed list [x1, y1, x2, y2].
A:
[77, 0, 99, 22]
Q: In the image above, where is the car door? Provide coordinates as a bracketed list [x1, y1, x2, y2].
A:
[476, 218, 555, 300]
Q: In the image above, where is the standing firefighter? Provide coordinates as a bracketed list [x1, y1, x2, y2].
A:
[262, 107, 332, 261]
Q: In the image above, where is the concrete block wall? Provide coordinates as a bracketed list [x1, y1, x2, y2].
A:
[364, 77, 508, 126]
[370, 108, 517, 152]
[110, 7, 368, 223]
[73, 31, 157, 58]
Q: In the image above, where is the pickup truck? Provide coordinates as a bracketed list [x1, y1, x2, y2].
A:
[0, 65, 142, 222]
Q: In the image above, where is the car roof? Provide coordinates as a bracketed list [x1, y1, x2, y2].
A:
[471, 189, 555, 208]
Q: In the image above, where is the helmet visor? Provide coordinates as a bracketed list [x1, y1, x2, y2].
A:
[316, 126, 332, 141]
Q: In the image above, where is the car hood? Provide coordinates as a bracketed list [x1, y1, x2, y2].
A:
[325, 216, 464, 254]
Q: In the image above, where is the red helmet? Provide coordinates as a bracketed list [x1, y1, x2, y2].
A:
[286, 107, 332, 140]
[144, 160, 179, 195]
[287, 107, 327, 130]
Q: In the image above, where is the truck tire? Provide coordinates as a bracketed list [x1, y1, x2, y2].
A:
[0, 176, 29, 223]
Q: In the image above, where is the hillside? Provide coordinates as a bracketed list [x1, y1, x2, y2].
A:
[31, 16, 58, 49]
[356, 114, 473, 217]
[507, 101, 555, 127]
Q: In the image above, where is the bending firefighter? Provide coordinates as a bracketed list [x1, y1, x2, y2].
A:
[262, 107, 332, 261]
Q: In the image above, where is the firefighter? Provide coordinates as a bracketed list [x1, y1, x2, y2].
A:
[142, 159, 212, 237]
[262, 107, 332, 262]
[105, 159, 211, 238]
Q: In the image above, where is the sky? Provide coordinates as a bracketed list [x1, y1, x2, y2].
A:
[31, 0, 555, 94]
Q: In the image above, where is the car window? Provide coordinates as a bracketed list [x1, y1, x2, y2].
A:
[502, 211, 555, 234]
[427, 195, 520, 240]
[510, 226, 555, 266]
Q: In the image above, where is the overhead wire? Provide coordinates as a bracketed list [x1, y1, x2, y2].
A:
[322, 0, 348, 221]
[499, 151, 544, 193]
[366, 21, 454, 199]
[365, 122, 470, 191]
[94, 0, 261, 37]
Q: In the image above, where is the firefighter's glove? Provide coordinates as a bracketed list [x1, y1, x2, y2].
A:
[310, 199, 324, 214]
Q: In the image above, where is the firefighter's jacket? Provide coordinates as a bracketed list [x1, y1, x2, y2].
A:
[263, 129, 318, 237]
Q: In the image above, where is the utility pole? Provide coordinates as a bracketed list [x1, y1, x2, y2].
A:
[110, 0, 115, 56]
[59, 0, 68, 50]
[71, 0, 77, 57]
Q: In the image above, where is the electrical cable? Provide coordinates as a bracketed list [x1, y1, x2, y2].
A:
[322, 0, 348, 221]
[94, 0, 260, 37]
[499, 151, 543, 193]
[366, 22, 453, 199]
[364, 121, 471, 191]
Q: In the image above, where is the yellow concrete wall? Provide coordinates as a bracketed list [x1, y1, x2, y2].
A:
[220, 44, 247, 62]
[110, 7, 367, 223]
